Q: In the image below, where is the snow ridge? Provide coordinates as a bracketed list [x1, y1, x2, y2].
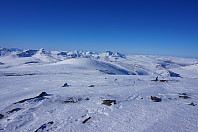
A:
[0, 48, 125, 60]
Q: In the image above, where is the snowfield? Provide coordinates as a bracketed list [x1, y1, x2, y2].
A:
[0, 48, 198, 132]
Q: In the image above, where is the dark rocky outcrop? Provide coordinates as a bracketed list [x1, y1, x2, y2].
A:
[3, 73, 37, 76]
[0, 114, 4, 119]
[159, 80, 169, 82]
[168, 71, 181, 77]
[64, 97, 82, 103]
[188, 102, 196, 106]
[35, 121, 53, 132]
[178, 93, 190, 99]
[84, 98, 89, 100]
[82, 117, 91, 124]
[64, 97, 89, 103]
[7, 108, 21, 114]
[179, 95, 190, 99]
[151, 77, 168, 82]
[102, 100, 116, 106]
[150, 96, 162, 102]
[151, 77, 177, 82]
[14, 92, 47, 104]
[24, 61, 38, 64]
[151, 77, 159, 82]
[62, 83, 69, 87]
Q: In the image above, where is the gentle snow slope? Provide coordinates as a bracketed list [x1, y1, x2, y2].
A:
[0, 48, 198, 132]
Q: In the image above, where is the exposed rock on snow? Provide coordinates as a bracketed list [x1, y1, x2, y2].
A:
[13, 92, 48, 104]
[151, 77, 178, 82]
[64, 97, 83, 103]
[178, 95, 191, 99]
[35, 121, 54, 132]
[168, 70, 181, 77]
[82, 117, 91, 124]
[150, 96, 162, 102]
[188, 102, 196, 106]
[24, 61, 39, 64]
[178, 93, 191, 99]
[7, 108, 21, 114]
[1, 47, 198, 132]
[102, 100, 116, 106]
[62, 83, 69, 87]
[0, 114, 3, 119]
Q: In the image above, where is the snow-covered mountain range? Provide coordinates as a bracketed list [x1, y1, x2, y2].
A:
[0, 47, 198, 132]
[0, 47, 125, 60]
[1, 47, 198, 77]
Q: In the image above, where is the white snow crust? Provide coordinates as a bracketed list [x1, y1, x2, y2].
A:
[0, 48, 198, 132]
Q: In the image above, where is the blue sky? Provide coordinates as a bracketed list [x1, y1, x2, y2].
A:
[0, 0, 198, 57]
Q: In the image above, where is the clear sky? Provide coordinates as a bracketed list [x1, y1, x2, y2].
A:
[0, 0, 198, 57]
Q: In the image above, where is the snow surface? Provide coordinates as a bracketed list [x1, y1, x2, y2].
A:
[0, 48, 198, 132]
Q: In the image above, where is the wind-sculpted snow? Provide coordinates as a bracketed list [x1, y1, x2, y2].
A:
[0, 48, 198, 131]
[0, 75, 198, 131]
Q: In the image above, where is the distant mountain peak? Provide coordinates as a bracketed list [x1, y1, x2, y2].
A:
[0, 47, 125, 61]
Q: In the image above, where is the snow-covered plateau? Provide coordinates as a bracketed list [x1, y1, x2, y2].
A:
[0, 47, 198, 132]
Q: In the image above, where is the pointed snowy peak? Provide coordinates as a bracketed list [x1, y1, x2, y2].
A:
[33, 48, 60, 62]
[100, 51, 125, 58]
[37, 48, 47, 54]
[106, 51, 113, 56]
[112, 52, 125, 58]
[33, 48, 52, 57]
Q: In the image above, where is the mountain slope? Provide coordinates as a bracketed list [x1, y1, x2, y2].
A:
[0, 48, 198, 132]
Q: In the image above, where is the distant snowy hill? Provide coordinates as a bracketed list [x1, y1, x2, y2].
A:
[0, 47, 198, 77]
